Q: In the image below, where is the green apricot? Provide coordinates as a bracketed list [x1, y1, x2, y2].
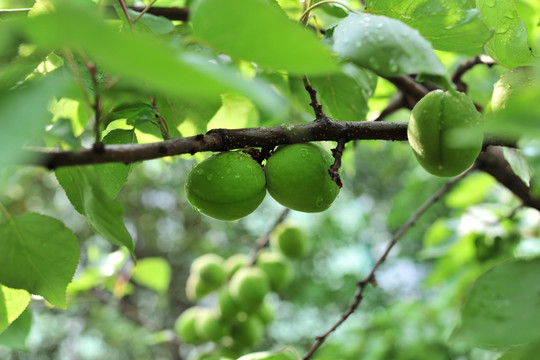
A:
[265, 143, 339, 212]
[230, 316, 264, 347]
[270, 223, 308, 259]
[185, 274, 214, 301]
[492, 66, 538, 112]
[229, 267, 269, 312]
[191, 253, 226, 287]
[237, 349, 297, 360]
[407, 90, 483, 177]
[194, 308, 228, 342]
[185, 151, 266, 221]
[256, 250, 292, 291]
[223, 253, 250, 278]
[174, 307, 206, 344]
[218, 286, 243, 322]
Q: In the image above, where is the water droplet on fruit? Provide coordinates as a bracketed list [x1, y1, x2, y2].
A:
[315, 196, 324, 207]
[376, 22, 383, 29]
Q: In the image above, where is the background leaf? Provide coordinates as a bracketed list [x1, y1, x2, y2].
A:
[55, 167, 135, 257]
[477, 0, 536, 68]
[310, 65, 377, 121]
[191, 0, 339, 75]
[0, 286, 30, 334]
[22, 0, 286, 117]
[366, 0, 493, 54]
[131, 257, 171, 294]
[0, 307, 32, 350]
[332, 13, 446, 78]
[95, 129, 138, 199]
[0, 213, 80, 308]
[0, 73, 71, 168]
[453, 258, 540, 348]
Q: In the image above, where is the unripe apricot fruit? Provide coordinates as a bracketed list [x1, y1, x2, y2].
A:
[190, 253, 226, 287]
[265, 143, 339, 212]
[270, 223, 308, 259]
[185, 151, 266, 221]
[407, 90, 483, 177]
[229, 267, 269, 311]
[256, 250, 292, 291]
[174, 307, 205, 344]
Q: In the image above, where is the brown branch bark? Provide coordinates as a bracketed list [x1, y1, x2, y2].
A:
[29, 120, 409, 169]
[25, 120, 513, 170]
[0, 6, 190, 21]
[475, 146, 540, 211]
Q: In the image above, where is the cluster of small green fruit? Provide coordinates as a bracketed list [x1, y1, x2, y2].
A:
[185, 143, 340, 221]
[174, 223, 307, 359]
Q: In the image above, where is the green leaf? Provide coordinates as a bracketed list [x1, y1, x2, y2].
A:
[453, 258, 540, 348]
[55, 167, 135, 257]
[21, 0, 286, 117]
[498, 340, 540, 360]
[332, 13, 446, 78]
[0, 286, 30, 334]
[485, 74, 540, 140]
[477, 0, 536, 68]
[445, 172, 496, 209]
[95, 129, 138, 199]
[310, 64, 377, 121]
[134, 11, 175, 35]
[0, 73, 71, 168]
[191, 0, 339, 75]
[0, 213, 80, 308]
[366, 0, 493, 54]
[131, 257, 171, 294]
[0, 307, 32, 350]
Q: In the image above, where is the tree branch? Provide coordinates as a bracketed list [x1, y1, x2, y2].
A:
[302, 170, 471, 359]
[452, 55, 496, 93]
[475, 146, 540, 212]
[25, 120, 513, 170]
[29, 120, 409, 169]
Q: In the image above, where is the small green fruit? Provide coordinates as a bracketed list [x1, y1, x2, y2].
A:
[230, 316, 264, 347]
[185, 151, 266, 221]
[194, 308, 228, 342]
[174, 307, 205, 344]
[254, 300, 275, 325]
[492, 66, 538, 112]
[407, 90, 483, 177]
[270, 223, 307, 259]
[224, 253, 250, 278]
[185, 274, 214, 301]
[191, 253, 226, 287]
[265, 143, 339, 212]
[237, 350, 297, 360]
[229, 267, 269, 311]
[256, 250, 292, 290]
[218, 286, 243, 322]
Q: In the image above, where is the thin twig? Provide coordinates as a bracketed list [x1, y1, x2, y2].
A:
[248, 208, 290, 266]
[372, 92, 408, 121]
[452, 55, 496, 93]
[117, 0, 133, 28]
[86, 61, 104, 149]
[133, 0, 158, 23]
[303, 77, 326, 119]
[328, 139, 346, 188]
[303, 169, 472, 359]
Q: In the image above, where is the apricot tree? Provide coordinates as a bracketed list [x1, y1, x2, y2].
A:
[0, 0, 540, 359]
